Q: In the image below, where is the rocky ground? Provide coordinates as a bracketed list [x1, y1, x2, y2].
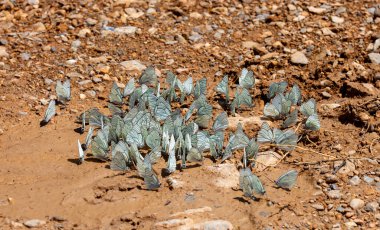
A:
[0, 0, 380, 229]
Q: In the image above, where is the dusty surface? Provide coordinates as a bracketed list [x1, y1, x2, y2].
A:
[0, 0, 380, 229]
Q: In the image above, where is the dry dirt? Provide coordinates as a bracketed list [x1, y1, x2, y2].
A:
[0, 0, 380, 229]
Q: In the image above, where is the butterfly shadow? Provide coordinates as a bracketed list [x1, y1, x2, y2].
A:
[39, 120, 49, 127]
[67, 158, 81, 165]
[233, 197, 251, 204]
[73, 127, 85, 134]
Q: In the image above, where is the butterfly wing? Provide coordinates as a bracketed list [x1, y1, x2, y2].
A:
[282, 109, 298, 128]
[77, 139, 84, 164]
[275, 170, 298, 189]
[257, 122, 274, 143]
[110, 151, 129, 171]
[139, 66, 157, 86]
[215, 75, 229, 100]
[212, 111, 228, 132]
[123, 78, 135, 97]
[300, 98, 317, 117]
[166, 135, 176, 174]
[109, 82, 123, 105]
[43, 100, 56, 123]
[239, 68, 255, 89]
[305, 114, 320, 131]
[153, 97, 171, 121]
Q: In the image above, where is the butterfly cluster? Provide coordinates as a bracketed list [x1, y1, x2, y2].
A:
[40, 66, 320, 197]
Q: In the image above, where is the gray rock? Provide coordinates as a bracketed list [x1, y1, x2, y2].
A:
[114, 26, 138, 35]
[119, 60, 146, 73]
[373, 39, 380, 51]
[308, 6, 326, 14]
[369, 53, 380, 64]
[0, 46, 9, 58]
[186, 220, 233, 230]
[331, 16, 344, 24]
[189, 32, 202, 42]
[349, 176, 361, 186]
[71, 40, 81, 49]
[327, 190, 341, 199]
[364, 202, 379, 212]
[363, 175, 374, 184]
[86, 18, 97, 26]
[321, 91, 332, 98]
[332, 223, 341, 230]
[290, 51, 309, 64]
[20, 52, 30, 61]
[24, 219, 46, 228]
[311, 203, 325, 211]
[92, 77, 102, 83]
[336, 205, 345, 213]
[349, 198, 365, 210]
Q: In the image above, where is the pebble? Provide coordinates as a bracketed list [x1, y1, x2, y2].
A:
[290, 51, 309, 64]
[78, 28, 91, 37]
[95, 64, 110, 74]
[32, 22, 46, 32]
[155, 218, 193, 228]
[119, 60, 146, 73]
[373, 39, 380, 51]
[321, 28, 335, 36]
[255, 151, 282, 171]
[331, 16, 344, 24]
[335, 160, 355, 174]
[114, 26, 138, 35]
[363, 175, 374, 184]
[189, 12, 203, 19]
[189, 32, 202, 42]
[344, 222, 357, 229]
[24, 219, 46, 228]
[40, 98, 49, 105]
[27, 0, 39, 5]
[327, 190, 341, 199]
[349, 176, 361, 186]
[368, 53, 380, 64]
[185, 220, 233, 230]
[86, 90, 96, 98]
[0, 46, 9, 58]
[242, 41, 268, 54]
[311, 203, 325, 211]
[20, 53, 30, 61]
[71, 40, 81, 50]
[92, 77, 102, 83]
[78, 80, 92, 86]
[79, 94, 86, 99]
[85, 18, 97, 26]
[349, 198, 365, 210]
[321, 91, 332, 98]
[308, 6, 326, 14]
[364, 202, 379, 212]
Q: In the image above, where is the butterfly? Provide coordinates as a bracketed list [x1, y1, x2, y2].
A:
[194, 78, 207, 99]
[285, 84, 302, 105]
[228, 123, 249, 151]
[212, 111, 228, 132]
[142, 155, 160, 190]
[81, 126, 94, 151]
[215, 75, 230, 101]
[111, 151, 129, 171]
[146, 128, 161, 149]
[166, 135, 176, 174]
[179, 76, 193, 103]
[239, 68, 255, 90]
[231, 87, 252, 115]
[246, 138, 259, 161]
[282, 109, 298, 128]
[139, 66, 157, 86]
[300, 98, 317, 117]
[108, 103, 124, 117]
[148, 146, 162, 164]
[305, 113, 320, 131]
[41, 99, 56, 126]
[186, 147, 203, 163]
[56, 79, 70, 103]
[275, 170, 298, 189]
[267, 81, 288, 99]
[123, 78, 135, 97]
[240, 169, 266, 198]
[153, 96, 171, 121]
[257, 122, 297, 151]
[263, 94, 291, 119]
[91, 127, 109, 161]
[77, 139, 85, 164]
[109, 82, 123, 105]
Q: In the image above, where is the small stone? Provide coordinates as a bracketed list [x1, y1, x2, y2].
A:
[332, 223, 341, 230]
[71, 40, 81, 50]
[321, 103, 340, 110]
[334, 160, 355, 174]
[95, 64, 110, 74]
[86, 90, 96, 98]
[255, 151, 282, 171]
[308, 6, 326, 14]
[79, 94, 86, 99]
[86, 18, 97, 26]
[114, 26, 138, 35]
[40, 98, 49, 105]
[331, 16, 344, 24]
[327, 190, 341, 199]
[27, 0, 39, 5]
[321, 91, 332, 98]
[20, 52, 30, 61]
[66, 59, 77, 65]
[344, 222, 357, 229]
[24, 219, 46, 228]
[119, 60, 146, 73]
[155, 218, 193, 228]
[78, 80, 92, 86]
[325, 174, 338, 184]
[290, 51, 309, 64]
[363, 175, 374, 184]
[364, 202, 379, 212]
[349, 176, 361, 186]
[31, 22, 46, 32]
[189, 32, 202, 42]
[188, 220, 233, 230]
[92, 77, 102, 83]
[368, 53, 380, 64]
[189, 12, 203, 19]
[349, 198, 365, 210]
[322, 28, 335, 36]
[0, 46, 9, 58]
[333, 144, 343, 151]
[311, 203, 325, 211]
[78, 28, 91, 37]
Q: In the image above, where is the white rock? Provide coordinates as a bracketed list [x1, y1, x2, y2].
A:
[374, 39, 380, 51]
[368, 53, 380, 64]
[0, 46, 9, 58]
[24, 219, 46, 228]
[349, 198, 365, 210]
[119, 60, 146, 73]
[308, 6, 326, 14]
[344, 222, 357, 229]
[27, 0, 39, 5]
[189, 12, 203, 19]
[321, 28, 335, 36]
[335, 160, 355, 174]
[326, 190, 341, 199]
[227, 116, 268, 130]
[79, 94, 86, 99]
[155, 218, 194, 228]
[349, 176, 361, 186]
[321, 103, 340, 110]
[291, 51, 309, 64]
[180, 220, 233, 230]
[114, 26, 138, 35]
[255, 151, 282, 171]
[171, 206, 212, 217]
[331, 16, 344, 24]
[205, 164, 239, 188]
